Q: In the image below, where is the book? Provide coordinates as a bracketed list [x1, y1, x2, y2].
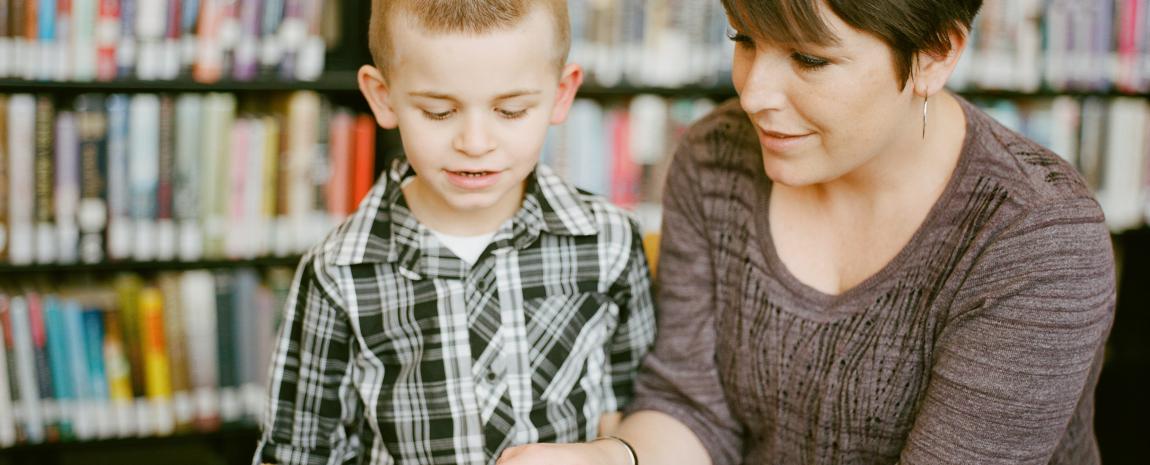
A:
[128, 93, 160, 261]
[95, 0, 119, 81]
[138, 286, 173, 435]
[76, 94, 109, 264]
[0, 94, 8, 262]
[156, 94, 177, 260]
[178, 270, 218, 431]
[33, 95, 55, 264]
[55, 111, 81, 264]
[101, 301, 135, 437]
[8, 296, 45, 443]
[7, 94, 35, 266]
[174, 93, 203, 261]
[105, 94, 133, 261]
[0, 295, 16, 447]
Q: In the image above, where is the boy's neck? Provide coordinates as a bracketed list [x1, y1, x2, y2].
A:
[401, 176, 527, 236]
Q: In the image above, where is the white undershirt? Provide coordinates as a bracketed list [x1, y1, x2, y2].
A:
[430, 229, 496, 265]
[403, 177, 497, 264]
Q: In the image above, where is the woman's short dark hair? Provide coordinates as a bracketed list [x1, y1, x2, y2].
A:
[721, 0, 983, 88]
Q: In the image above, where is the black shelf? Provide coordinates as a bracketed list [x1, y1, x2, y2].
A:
[0, 72, 362, 93]
[0, 256, 302, 274]
[0, 424, 261, 465]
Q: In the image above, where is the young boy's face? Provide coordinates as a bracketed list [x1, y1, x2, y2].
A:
[359, 7, 582, 234]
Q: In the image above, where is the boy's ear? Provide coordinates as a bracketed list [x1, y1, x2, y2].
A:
[549, 63, 584, 125]
[912, 28, 969, 98]
[358, 64, 400, 129]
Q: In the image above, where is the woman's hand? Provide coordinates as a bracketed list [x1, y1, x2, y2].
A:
[497, 439, 626, 465]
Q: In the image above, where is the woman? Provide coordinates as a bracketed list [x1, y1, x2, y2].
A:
[499, 0, 1115, 464]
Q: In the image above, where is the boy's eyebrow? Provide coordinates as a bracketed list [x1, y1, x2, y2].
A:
[408, 90, 542, 101]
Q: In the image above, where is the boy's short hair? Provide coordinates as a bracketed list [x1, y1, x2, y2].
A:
[722, 0, 982, 88]
[368, 0, 571, 77]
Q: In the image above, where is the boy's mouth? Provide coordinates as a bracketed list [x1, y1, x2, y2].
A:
[450, 170, 496, 177]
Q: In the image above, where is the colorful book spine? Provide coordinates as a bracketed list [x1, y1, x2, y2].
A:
[9, 296, 44, 443]
[62, 299, 93, 439]
[71, 0, 98, 80]
[138, 287, 173, 435]
[0, 94, 8, 262]
[43, 296, 75, 440]
[128, 93, 159, 261]
[81, 308, 112, 438]
[76, 93, 109, 264]
[179, 270, 218, 430]
[156, 94, 177, 260]
[0, 296, 15, 447]
[105, 94, 132, 261]
[24, 295, 57, 442]
[157, 273, 191, 431]
[33, 95, 55, 264]
[173, 93, 203, 261]
[351, 114, 376, 210]
[95, 0, 119, 81]
[102, 305, 135, 437]
[55, 110, 81, 264]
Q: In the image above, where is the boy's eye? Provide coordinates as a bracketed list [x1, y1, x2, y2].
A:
[497, 108, 528, 119]
[422, 109, 453, 120]
[791, 52, 829, 69]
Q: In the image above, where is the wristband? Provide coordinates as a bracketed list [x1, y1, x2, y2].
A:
[594, 435, 639, 465]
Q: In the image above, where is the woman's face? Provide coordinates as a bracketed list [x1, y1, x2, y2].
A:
[730, 7, 921, 187]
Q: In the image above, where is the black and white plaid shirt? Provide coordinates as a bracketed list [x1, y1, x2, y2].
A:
[254, 160, 656, 465]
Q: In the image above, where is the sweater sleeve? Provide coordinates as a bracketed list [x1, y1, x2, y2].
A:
[625, 137, 745, 465]
[899, 199, 1115, 465]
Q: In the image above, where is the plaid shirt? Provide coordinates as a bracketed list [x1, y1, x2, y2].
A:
[255, 160, 656, 465]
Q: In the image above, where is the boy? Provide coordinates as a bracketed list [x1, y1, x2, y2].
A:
[253, 1, 656, 464]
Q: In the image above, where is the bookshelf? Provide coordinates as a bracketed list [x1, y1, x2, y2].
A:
[0, 1, 1147, 465]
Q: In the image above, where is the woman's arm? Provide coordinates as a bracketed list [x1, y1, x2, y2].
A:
[899, 201, 1115, 464]
[501, 110, 748, 465]
[499, 411, 712, 465]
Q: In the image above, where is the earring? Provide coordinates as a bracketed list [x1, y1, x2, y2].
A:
[922, 94, 929, 139]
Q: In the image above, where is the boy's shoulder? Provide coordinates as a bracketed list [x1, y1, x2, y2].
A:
[532, 163, 642, 240]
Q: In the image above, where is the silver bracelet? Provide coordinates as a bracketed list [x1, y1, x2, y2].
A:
[594, 435, 639, 465]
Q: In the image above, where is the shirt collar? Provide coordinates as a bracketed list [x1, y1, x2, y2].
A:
[325, 158, 599, 277]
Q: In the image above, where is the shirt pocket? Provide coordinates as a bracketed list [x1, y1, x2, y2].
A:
[523, 292, 617, 404]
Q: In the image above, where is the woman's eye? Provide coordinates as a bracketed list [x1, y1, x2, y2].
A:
[792, 52, 829, 69]
[497, 108, 528, 119]
[422, 110, 453, 120]
[726, 29, 754, 48]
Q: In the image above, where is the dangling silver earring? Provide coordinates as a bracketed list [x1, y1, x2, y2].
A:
[922, 94, 929, 139]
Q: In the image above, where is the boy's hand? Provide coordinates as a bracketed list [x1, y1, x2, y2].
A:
[497, 440, 624, 465]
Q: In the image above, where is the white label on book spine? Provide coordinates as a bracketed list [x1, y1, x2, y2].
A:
[157, 219, 177, 261]
[295, 37, 325, 81]
[36, 223, 58, 264]
[133, 220, 158, 261]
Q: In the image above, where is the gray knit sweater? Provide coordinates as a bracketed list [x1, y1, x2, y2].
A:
[628, 96, 1116, 465]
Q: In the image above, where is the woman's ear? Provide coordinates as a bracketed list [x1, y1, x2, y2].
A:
[358, 64, 399, 129]
[549, 63, 585, 125]
[913, 27, 970, 97]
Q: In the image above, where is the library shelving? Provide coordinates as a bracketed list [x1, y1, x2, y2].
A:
[2, 1, 1149, 465]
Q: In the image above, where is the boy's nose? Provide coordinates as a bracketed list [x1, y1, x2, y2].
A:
[453, 115, 497, 156]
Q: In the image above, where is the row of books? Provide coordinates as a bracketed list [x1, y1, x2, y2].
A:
[546, 94, 1150, 234]
[975, 96, 1150, 232]
[0, 0, 336, 82]
[544, 95, 718, 233]
[948, 0, 1150, 92]
[0, 91, 376, 266]
[574, 0, 1150, 92]
[0, 267, 292, 446]
[570, 0, 733, 88]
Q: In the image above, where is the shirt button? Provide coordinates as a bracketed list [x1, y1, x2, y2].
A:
[486, 370, 498, 382]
